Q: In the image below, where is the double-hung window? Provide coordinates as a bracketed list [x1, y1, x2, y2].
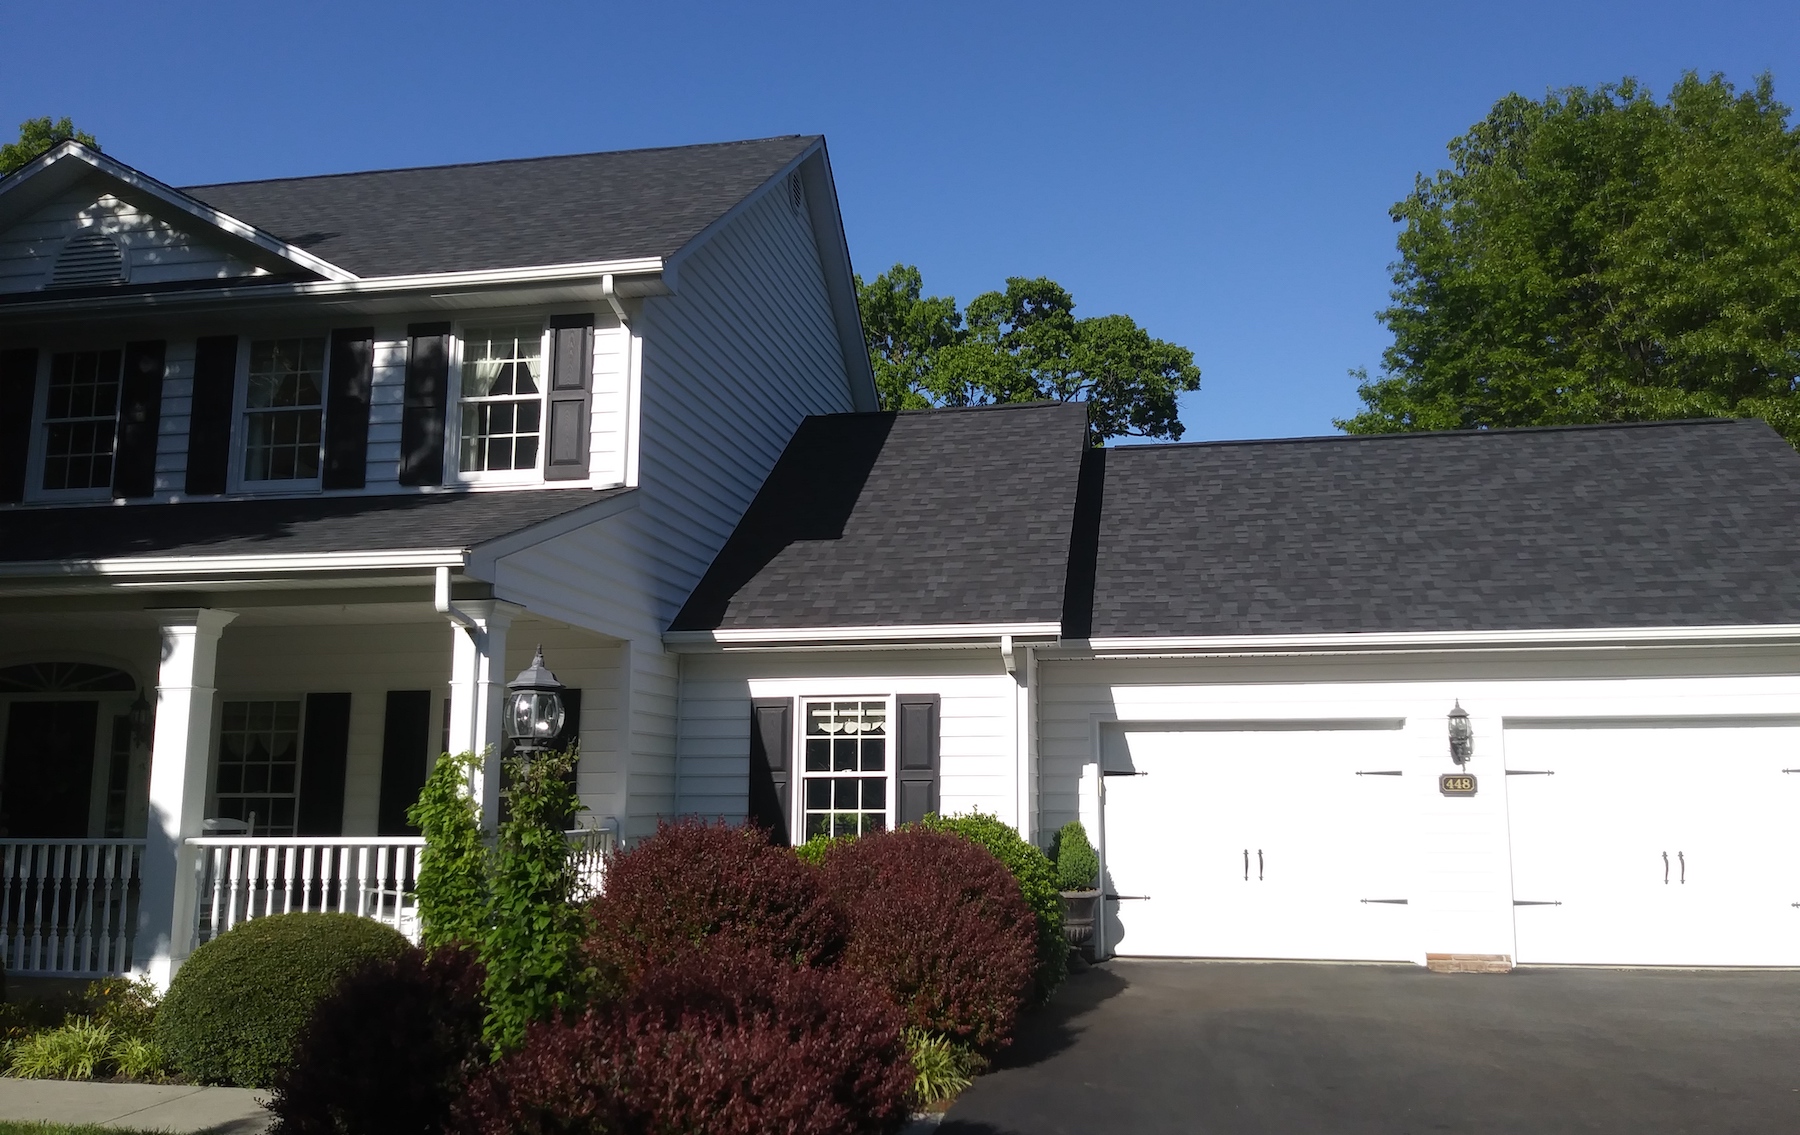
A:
[458, 324, 544, 476]
[41, 349, 121, 491]
[214, 699, 302, 836]
[801, 700, 890, 838]
[243, 337, 326, 483]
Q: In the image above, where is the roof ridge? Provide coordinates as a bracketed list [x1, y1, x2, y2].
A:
[179, 135, 819, 191]
[1113, 417, 1752, 454]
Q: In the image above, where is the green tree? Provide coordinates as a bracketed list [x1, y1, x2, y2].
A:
[0, 117, 98, 175]
[856, 264, 1202, 441]
[1341, 73, 1800, 443]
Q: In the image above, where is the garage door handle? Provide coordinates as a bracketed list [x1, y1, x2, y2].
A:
[1244, 849, 1249, 880]
[1361, 898, 1409, 905]
[1663, 851, 1669, 884]
[1679, 851, 1685, 884]
[1506, 769, 1555, 776]
[1357, 770, 1403, 776]
[1259, 849, 1264, 881]
[1514, 900, 1562, 906]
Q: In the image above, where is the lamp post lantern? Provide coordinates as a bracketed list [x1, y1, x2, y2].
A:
[505, 646, 566, 756]
[128, 690, 154, 748]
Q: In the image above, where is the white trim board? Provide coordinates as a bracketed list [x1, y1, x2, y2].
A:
[664, 622, 1062, 651]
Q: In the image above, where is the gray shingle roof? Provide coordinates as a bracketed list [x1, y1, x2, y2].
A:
[1079, 418, 1800, 637]
[180, 136, 817, 278]
[671, 401, 1090, 631]
[0, 488, 626, 564]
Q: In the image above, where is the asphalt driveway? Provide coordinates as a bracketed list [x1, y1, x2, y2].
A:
[939, 959, 1800, 1134]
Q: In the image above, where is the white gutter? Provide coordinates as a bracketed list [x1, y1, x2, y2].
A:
[0, 548, 467, 580]
[0, 257, 665, 315]
[664, 621, 1062, 652]
[1062, 623, 1800, 658]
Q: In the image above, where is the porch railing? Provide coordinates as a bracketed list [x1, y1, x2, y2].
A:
[0, 840, 144, 976]
[188, 837, 425, 948]
[187, 827, 616, 948]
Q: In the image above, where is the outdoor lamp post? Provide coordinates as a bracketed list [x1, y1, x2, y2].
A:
[1447, 701, 1473, 766]
[505, 646, 567, 756]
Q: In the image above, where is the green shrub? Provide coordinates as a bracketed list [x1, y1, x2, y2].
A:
[409, 750, 489, 949]
[905, 1028, 983, 1106]
[108, 1036, 167, 1082]
[155, 912, 409, 1087]
[917, 812, 1065, 1001]
[81, 976, 159, 1040]
[1050, 820, 1100, 892]
[792, 832, 854, 865]
[7, 1018, 113, 1080]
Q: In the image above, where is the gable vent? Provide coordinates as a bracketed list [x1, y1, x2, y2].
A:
[50, 232, 126, 288]
[787, 171, 804, 214]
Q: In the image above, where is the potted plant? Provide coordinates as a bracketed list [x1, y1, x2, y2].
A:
[1051, 821, 1101, 959]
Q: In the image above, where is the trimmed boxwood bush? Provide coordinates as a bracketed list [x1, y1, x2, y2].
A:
[918, 811, 1066, 1001]
[1050, 820, 1100, 892]
[269, 945, 487, 1135]
[459, 942, 912, 1135]
[156, 912, 409, 1087]
[581, 819, 846, 994]
[823, 828, 1038, 1050]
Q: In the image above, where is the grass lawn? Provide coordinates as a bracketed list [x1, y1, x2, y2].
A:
[0, 1122, 169, 1135]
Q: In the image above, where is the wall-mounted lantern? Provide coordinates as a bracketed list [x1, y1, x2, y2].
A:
[1447, 701, 1473, 766]
[128, 690, 154, 748]
[505, 646, 566, 756]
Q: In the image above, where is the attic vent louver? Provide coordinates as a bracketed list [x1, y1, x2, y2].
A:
[50, 232, 126, 288]
[787, 171, 803, 214]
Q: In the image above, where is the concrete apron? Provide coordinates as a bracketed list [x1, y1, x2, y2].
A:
[0, 1078, 269, 1133]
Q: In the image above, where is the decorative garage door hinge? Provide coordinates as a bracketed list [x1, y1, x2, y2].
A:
[1356, 770, 1404, 776]
[1506, 769, 1555, 776]
[1105, 893, 1150, 901]
[1360, 898, 1409, 904]
[1513, 900, 1563, 906]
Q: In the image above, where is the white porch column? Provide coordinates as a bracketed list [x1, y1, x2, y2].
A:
[446, 602, 517, 829]
[137, 608, 236, 987]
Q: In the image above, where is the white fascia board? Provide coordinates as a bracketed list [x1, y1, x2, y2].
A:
[0, 256, 666, 316]
[0, 141, 359, 282]
[465, 490, 639, 576]
[664, 621, 1063, 652]
[0, 548, 467, 581]
[1063, 623, 1800, 658]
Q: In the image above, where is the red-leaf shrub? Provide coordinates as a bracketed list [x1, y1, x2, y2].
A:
[269, 945, 487, 1135]
[581, 819, 845, 992]
[824, 828, 1038, 1050]
[459, 943, 912, 1135]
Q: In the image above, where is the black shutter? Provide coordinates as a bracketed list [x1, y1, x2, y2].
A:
[748, 698, 792, 844]
[112, 340, 165, 498]
[553, 687, 582, 830]
[322, 327, 375, 490]
[297, 692, 352, 836]
[398, 323, 450, 486]
[544, 315, 593, 481]
[896, 694, 940, 826]
[377, 690, 432, 836]
[185, 336, 238, 495]
[0, 348, 37, 503]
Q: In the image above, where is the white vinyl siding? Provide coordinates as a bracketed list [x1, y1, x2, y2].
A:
[0, 184, 270, 294]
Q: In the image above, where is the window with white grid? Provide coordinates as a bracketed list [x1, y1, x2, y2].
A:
[214, 700, 302, 836]
[802, 700, 890, 839]
[458, 324, 543, 474]
[42, 349, 121, 491]
[243, 338, 325, 482]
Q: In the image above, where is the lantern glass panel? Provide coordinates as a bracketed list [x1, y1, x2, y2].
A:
[507, 690, 565, 742]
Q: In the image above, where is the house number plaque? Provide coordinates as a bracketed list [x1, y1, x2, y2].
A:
[1439, 774, 1477, 796]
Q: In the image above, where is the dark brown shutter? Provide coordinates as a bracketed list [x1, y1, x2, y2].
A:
[185, 336, 238, 495]
[544, 315, 593, 481]
[377, 690, 432, 836]
[112, 340, 165, 498]
[748, 698, 792, 844]
[398, 323, 450, 486]
[0, 348, 37, 503]
[297, 692, 352, 836]
[896, 694, 940, 825]
[322, 327, 375, 490]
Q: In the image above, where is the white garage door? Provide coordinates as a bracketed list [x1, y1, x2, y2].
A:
[1506, 724, 1800, 966]
[1102, 728, 1413, 961]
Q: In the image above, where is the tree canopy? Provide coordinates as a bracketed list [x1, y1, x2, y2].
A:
[0, 117, 98, 175]
[1340, 73, 1800, 443]
[857, 264, 1202, 441]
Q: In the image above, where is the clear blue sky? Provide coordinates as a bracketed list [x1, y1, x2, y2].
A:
[3, 1, 1795, 441]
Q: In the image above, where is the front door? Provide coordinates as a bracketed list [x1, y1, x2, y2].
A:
[1, 700, 99, 837]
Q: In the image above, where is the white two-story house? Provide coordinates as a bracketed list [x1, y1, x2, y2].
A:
[0, 136, 874, 983]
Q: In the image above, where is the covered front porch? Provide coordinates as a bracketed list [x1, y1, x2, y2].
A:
[0, 582, 625, 983]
